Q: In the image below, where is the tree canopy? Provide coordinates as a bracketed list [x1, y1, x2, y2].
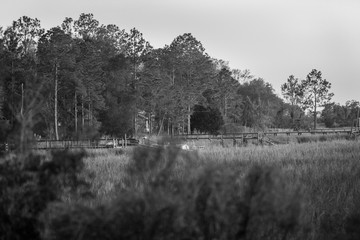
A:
[0, 14, 347, 141]
[301, 69, 334, 129]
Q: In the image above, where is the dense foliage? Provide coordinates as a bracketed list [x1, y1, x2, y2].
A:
[1, 12, 360, 240]
[0, 14, 310, 141]
[41, 146, 303, 240]
[190, 105, 224, 134]
[321, 100, 360, 128]
[0, 150, 91, 239]
[0, 13, 356, 141]
[38, 139, 360, 240]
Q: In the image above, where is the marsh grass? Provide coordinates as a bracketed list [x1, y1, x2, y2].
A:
[40, 139, 360, 239]
[43, 146, 304, 240]
[82, 148, 131, 203]
[197, 140, 360, 239]
[188, 133, 352, 148]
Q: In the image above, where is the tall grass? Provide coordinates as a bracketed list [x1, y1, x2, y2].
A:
[43, 146, 303, 239]
[83, 148, 130, 203]
[187, 132, 352, 148]
[41, 139, 360, 239]
[200, 140, 360, 239]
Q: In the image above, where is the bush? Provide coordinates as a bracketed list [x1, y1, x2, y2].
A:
[0, 150, 91, 240]
[42, 146, 304, 240]
[191, 105, 224, 134]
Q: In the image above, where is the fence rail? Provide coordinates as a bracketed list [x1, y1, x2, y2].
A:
[34, 137, 139, 150]
[31, 129, 358, 150]
[175, 129, 358, 147]
[176, 129, 356, 141]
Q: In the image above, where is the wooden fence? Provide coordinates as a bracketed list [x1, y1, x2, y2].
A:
[34, 137, 139, 150]
[32, 128, 357, 150]
[180, 129, 353, 139]
[176, 129, 356, 146]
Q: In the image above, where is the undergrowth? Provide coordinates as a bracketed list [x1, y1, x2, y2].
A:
[41, 146, 305, 240]
[3, 140, 360, 239]
[0, 150, 92, 240]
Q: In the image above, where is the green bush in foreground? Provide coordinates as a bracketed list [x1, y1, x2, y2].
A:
[42, 146, 304, 240]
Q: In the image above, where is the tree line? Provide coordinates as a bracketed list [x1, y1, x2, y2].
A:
[0, 14, 357, 142]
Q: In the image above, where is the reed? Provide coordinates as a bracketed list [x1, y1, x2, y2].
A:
[40, 139, 360, 239]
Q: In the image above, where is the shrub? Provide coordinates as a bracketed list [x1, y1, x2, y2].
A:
[191, 105, 224, 134]
[42, 146, 304, 240]
[0, 150, 91, 240]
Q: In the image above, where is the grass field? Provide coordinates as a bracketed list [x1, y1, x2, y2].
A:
[3, 136, 359, 239]
[51, 137, 359, 239]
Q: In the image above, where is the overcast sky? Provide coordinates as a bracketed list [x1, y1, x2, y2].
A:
[1, 0, 359, 104]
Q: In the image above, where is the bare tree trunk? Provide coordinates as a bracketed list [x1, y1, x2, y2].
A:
[134, 112, 137, 136]
[133, 42, 138, 137]
[88, 101, 91, 126]
[167, 118, 170, 135]
[54, 62, 59, 140]
[182, 119, 185, 134]
[81, 96, 84, 131]
[291, 103, 294, 126]
[20, 83, 24, 116]
[88, 91, 92, 126]
[11, 59, 15, 125]
[224, 96, 227, 118]
[172, 68, 175, 85]
[314, 93, 317, 130]
[171, 121, 174, 136]
[148, 112, 151, 134]
[74, 92, 78, 134]
[157, 116, 165, 136]
[187, 105, 191, 134]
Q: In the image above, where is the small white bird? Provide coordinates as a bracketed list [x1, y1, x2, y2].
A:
[181, 144, 190, 150]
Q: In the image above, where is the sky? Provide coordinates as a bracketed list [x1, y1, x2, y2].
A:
[1, 0, 359, 104]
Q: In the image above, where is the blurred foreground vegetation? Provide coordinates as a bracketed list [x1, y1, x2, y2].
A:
[2, 138, 358, 239]
[1, 11, 360, 240]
